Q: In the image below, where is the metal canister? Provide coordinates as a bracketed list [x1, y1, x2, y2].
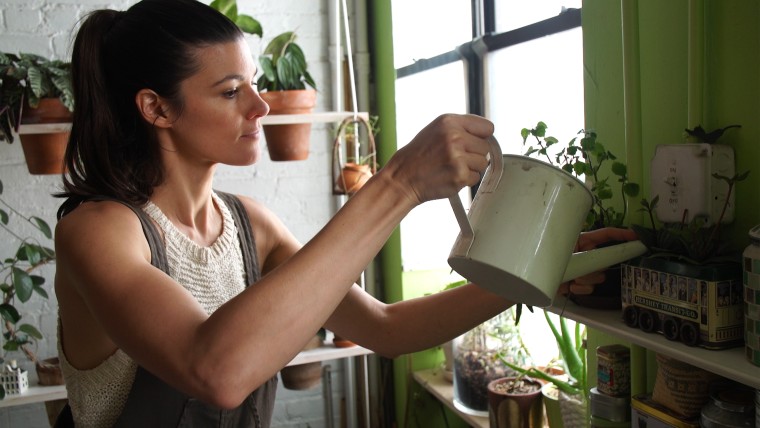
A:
[743, 225, 760, 367]
[700, 385, 755, 427]
[596, 344, 630, 397]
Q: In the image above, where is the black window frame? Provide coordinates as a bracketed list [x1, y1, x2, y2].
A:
[395, 3, 581, 118]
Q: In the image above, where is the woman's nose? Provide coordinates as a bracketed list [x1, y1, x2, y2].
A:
[246, 89, 270, 120]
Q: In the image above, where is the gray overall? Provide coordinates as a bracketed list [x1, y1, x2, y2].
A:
[56, 192, 278, 427]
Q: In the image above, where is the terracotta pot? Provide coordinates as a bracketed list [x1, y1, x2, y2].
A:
[19, 98, 72, 175]
[279, 335, 323, 390]
[260, 90, 317, 161]
[487, 377, 544, 428]
[35, 357, 64, 386]
[280, 362, 322, 390]
[335, 163, 372, 194]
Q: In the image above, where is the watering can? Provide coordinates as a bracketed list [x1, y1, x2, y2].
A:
[448, 136, 646, 308]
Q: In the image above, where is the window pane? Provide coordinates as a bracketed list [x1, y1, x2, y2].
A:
[486, 27, 584, 157]
[396, 63, 468, 271]
[391, 1, 472, 69]
[495, 1, 581, 32]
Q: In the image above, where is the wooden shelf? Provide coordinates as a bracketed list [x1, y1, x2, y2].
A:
[547, 297, 760, 389]
[287, 344, 372, 366]
[0, 345, 371, 408]
[0, 385, 66, 409]
[413, 368, 488, 428]
[17, 111, 369, 134]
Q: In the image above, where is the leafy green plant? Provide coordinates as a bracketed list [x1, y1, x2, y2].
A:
[0, 52, 73, 144]
[500, 311, 586, 397]
[208, 0, 262, 37]
[521, 121, 640, 230]
[257, 31, 317, 92]
[0, 179, 55, 399]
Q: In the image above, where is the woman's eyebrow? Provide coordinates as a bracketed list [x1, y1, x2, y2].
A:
[212, 74, 245, 87]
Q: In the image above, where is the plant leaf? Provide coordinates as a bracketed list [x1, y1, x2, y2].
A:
[12, 267, 34, 302]
[0, 303, 21, 323]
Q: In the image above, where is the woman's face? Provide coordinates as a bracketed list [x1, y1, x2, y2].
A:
[165, 39, 269, 167]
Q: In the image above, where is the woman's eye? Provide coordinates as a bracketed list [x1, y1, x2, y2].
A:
[223, 88, 240, 98]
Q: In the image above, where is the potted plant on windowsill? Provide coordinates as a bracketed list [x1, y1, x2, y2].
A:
[0, 178, 58, 401]
[257, 31, 318, 161]
[500, 311, 589, 428]
[521, 121, 640, 309]
[0, 52, 74, 175]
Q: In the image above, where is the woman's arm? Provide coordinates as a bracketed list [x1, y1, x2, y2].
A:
[323, 227, 638, 357]
[56, 113, 494, 409]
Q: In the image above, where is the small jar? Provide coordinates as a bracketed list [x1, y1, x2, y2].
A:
[700, 385, 755, 428]
[743, 225, 760, 366]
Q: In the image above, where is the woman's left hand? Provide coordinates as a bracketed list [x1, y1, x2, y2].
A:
[558, 227, 639, 296]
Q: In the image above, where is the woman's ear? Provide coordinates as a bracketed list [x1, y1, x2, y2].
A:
[135, 89, 173, 128]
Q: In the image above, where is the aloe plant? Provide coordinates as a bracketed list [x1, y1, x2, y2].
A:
[499, 311, 586, 396]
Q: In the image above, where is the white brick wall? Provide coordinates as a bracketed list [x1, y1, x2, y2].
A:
[0, 0, 350, 426]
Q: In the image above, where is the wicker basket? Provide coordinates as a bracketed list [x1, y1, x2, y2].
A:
[652, 353, 720, 418]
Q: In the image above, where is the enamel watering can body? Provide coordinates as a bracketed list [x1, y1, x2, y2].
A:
[447, 137, 646, 308]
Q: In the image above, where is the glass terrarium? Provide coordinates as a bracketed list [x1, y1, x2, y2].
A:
[452, 308, 531, 416]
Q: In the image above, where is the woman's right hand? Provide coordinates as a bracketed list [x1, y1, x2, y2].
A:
[381, 114, 494, 205]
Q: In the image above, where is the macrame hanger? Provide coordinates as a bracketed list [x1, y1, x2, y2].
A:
[340, 0, 360, 161]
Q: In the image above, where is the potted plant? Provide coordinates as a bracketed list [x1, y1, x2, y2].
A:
[521, 121, 640, 309]
[0, 178, 57, 400]
[332, 116, 378, 195]
[623, 124, 748, 349]
[0, 52, 74, 175]
[208, 0, 262, 37]
[486, 375, 544, 428]
[500, 311, 589, 428]
[257, 31, 318, 161]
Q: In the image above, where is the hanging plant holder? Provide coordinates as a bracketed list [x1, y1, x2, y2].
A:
[332, 116, 376, 195]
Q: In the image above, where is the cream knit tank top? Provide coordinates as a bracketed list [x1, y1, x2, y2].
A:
[58, 192, 247, 428]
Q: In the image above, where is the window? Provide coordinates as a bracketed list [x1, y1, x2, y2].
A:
[392, 0, 584, 364]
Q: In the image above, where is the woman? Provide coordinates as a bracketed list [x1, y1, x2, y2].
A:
[54, 0, 635, 426]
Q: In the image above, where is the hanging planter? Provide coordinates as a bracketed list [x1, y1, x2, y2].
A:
[260, 89, 317, 161]
[19, 98, 72, 175]
[332, 115, 376, 195]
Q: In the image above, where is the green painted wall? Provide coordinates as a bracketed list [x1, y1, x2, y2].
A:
[583, 0, 760, 395]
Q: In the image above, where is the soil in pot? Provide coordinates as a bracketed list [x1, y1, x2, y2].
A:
[487, 377, 543, 428]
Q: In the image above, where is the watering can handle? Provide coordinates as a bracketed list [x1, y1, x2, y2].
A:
[448, 136, 503, 239]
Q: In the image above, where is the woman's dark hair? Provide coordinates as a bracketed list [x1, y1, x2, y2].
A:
[57, 0, 243, 218]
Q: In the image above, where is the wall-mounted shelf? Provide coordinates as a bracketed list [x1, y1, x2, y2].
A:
[0, 344, 372, 409]
[17, 111, 369, 135]
[547, 297, 760, 389]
